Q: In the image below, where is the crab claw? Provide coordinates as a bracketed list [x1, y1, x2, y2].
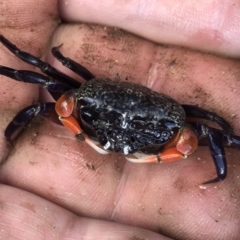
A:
[84, 135, 109, 155]
[126, 148, 187, 163]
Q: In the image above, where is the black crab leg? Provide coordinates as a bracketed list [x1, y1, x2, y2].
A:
[0, 66, 73, 100]
[0, 35, 81, 89]
[51, 45, 95, 81]
[5, 103, 61, 144]
[188, 122, 240, 184]
[182, 105, 233, 133]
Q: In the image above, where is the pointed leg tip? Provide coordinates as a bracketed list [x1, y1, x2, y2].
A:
[6, 139, 14, 147]
[52, 44, 63, 51]
[200, 177, 223, 187]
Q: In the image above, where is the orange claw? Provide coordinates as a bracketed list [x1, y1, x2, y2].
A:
[55, 92, 75, 117]
[126, 124, 198, 164]
[126, 147, 186, 163]
[59, 115, 83, 135]
[59, 115, 109, 154]
[158, 147, 187, 162]
[176, 124, 198, 155]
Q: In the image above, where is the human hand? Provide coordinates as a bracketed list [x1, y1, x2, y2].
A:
[0, 1, 240, 240]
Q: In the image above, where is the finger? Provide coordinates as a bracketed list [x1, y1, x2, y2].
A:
[0, 0, 59, 58]
[59, 0, 240, 57]
[1, 24, 239, 240]
[0, 185, 170, 240]
[0, 0, 59, 160]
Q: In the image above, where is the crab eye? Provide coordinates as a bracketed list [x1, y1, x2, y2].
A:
[161, 131, 170, 140]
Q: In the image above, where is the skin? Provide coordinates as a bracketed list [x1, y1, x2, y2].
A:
[0, 0, 240, 239]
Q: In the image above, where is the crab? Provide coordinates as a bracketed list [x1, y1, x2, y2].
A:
[1, 35, 240, 185]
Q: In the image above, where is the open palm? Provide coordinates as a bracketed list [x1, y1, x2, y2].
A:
[0, 1, 240, 240]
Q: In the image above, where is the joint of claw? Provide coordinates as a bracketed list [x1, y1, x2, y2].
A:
[76, 133, 85, 141]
